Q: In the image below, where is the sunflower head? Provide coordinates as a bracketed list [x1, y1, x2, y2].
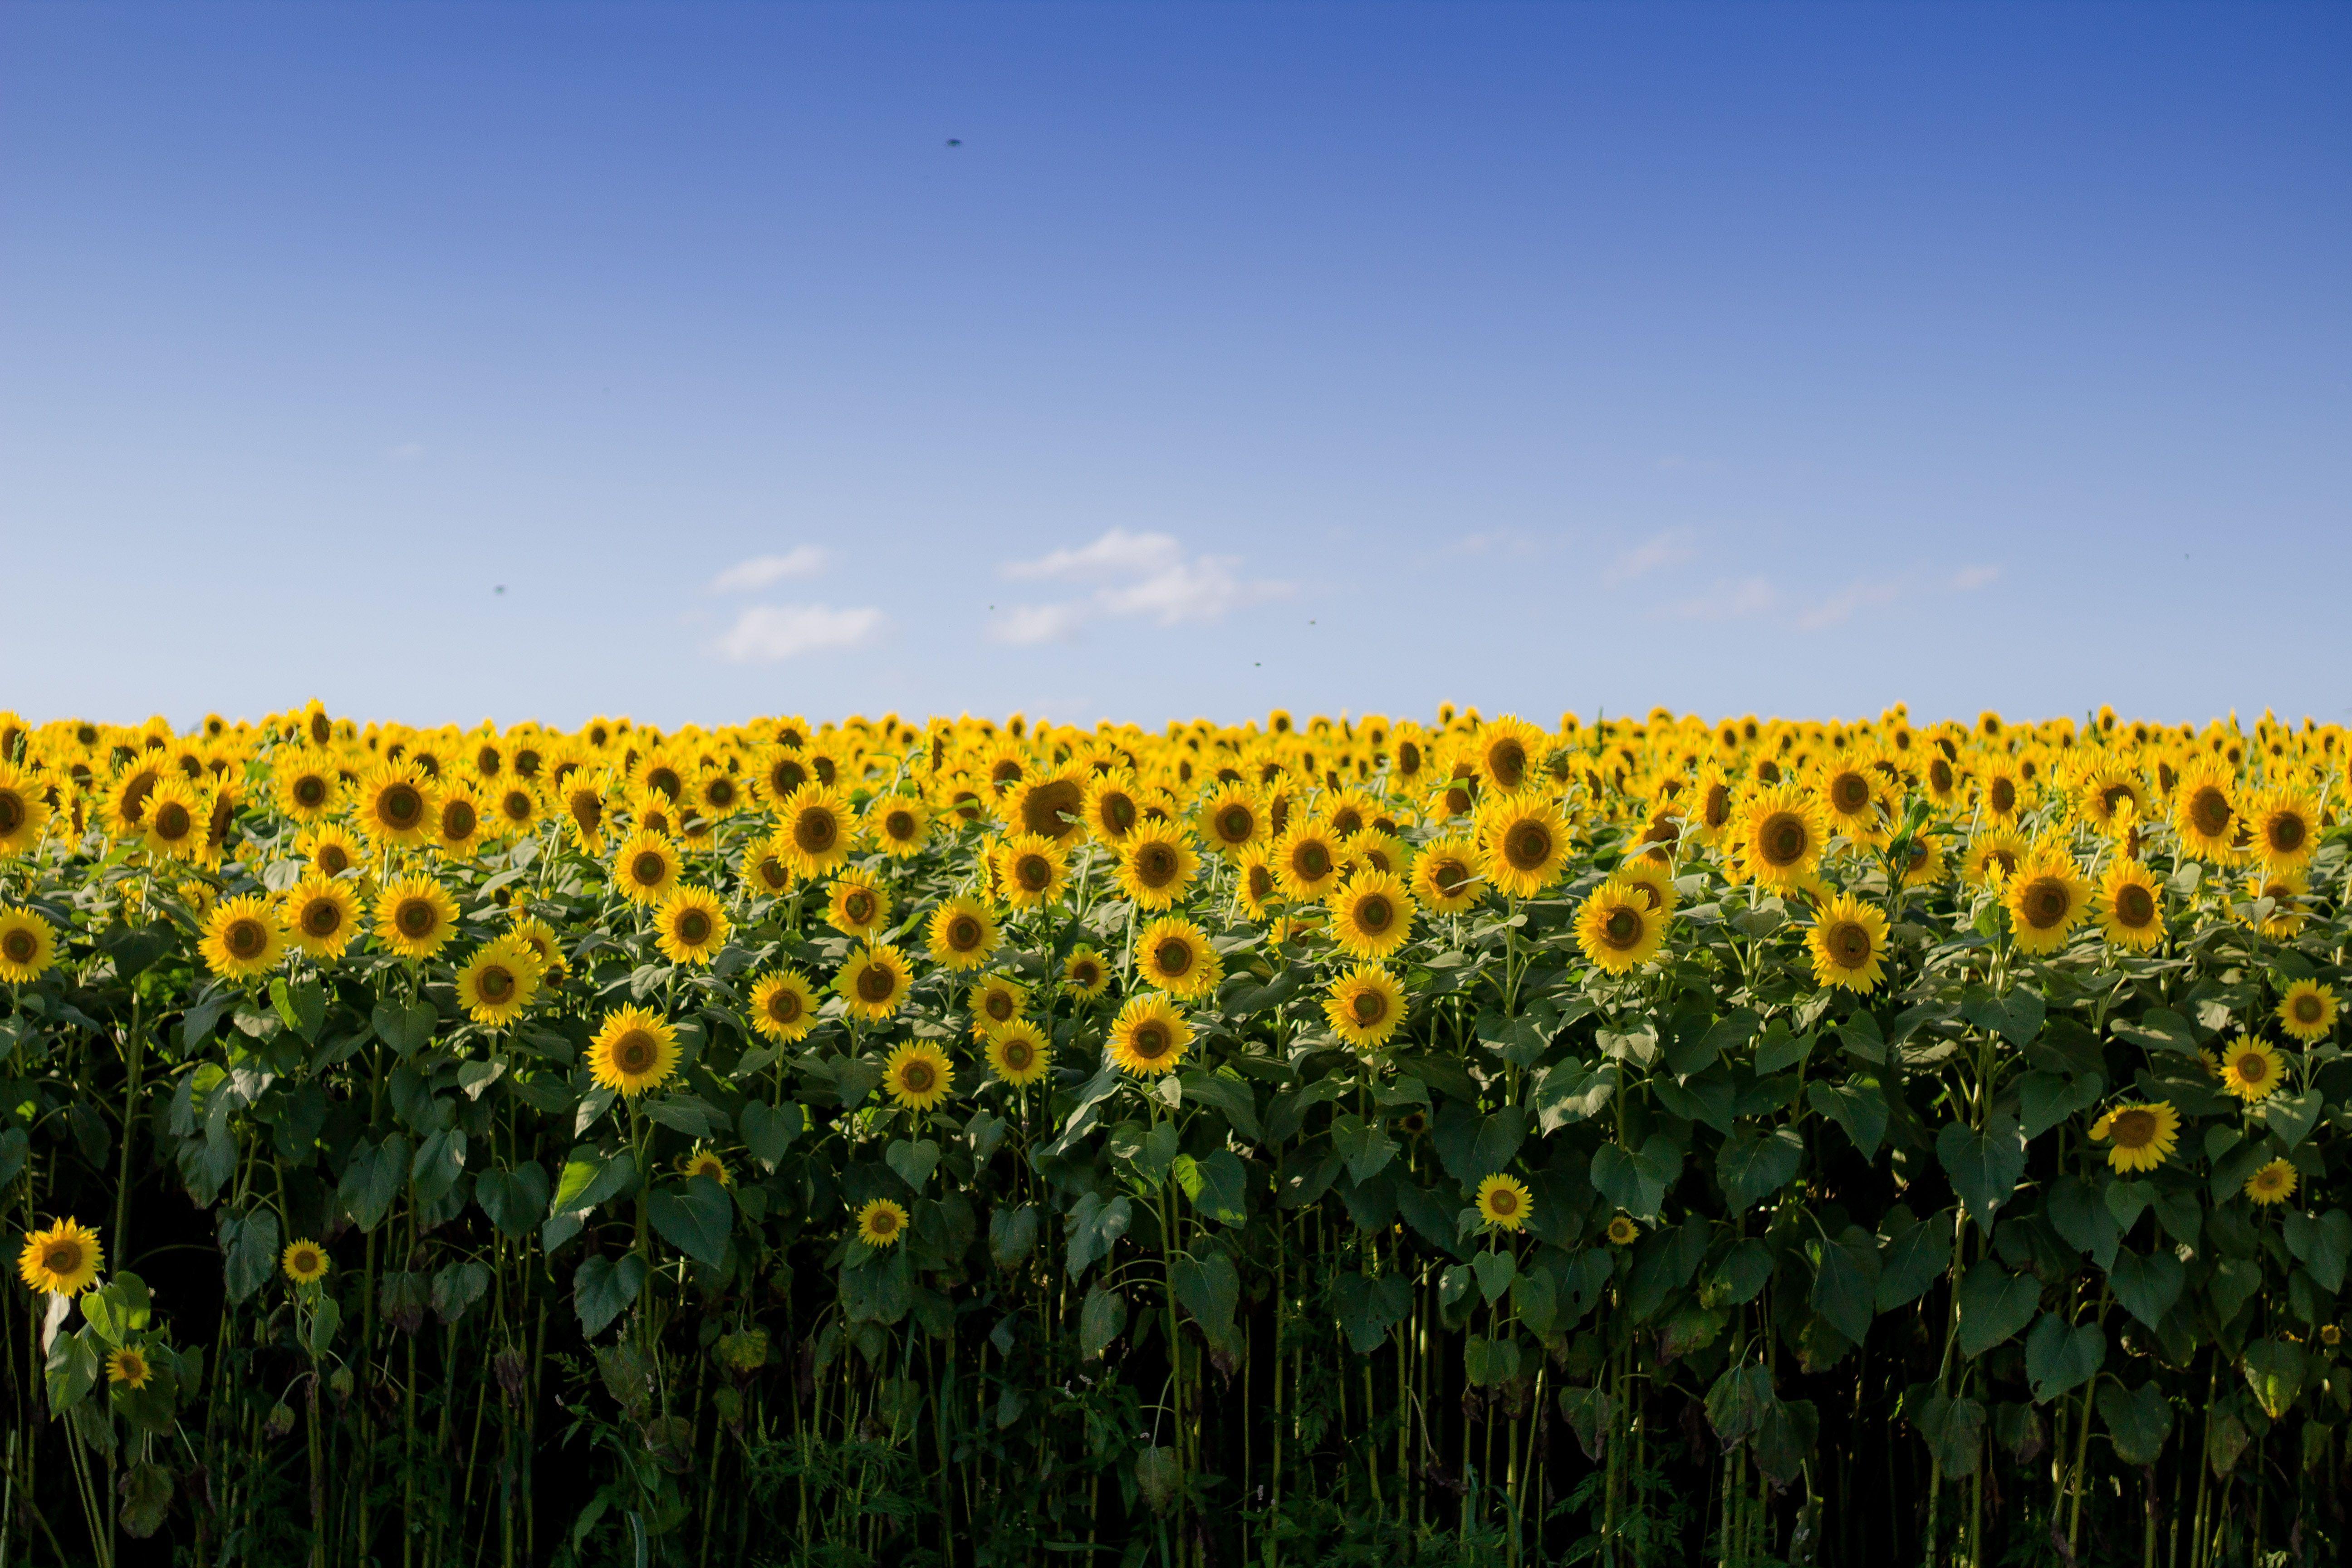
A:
[2218, 1036, 2285, 1103]
[1475, 1174, 1532, 1232]
[2244, 1158, 2298, 1207]
[0, 760, 54, 853]
[993, 833, 1069, 910]
[17, 1218, 103, 1296]
[588, 1005, 680, 1097]
[778, 784, 855, 877]
[374, 874, 457, 961]
[836, 943, 912, 1022]
[882, 1042, 955, 1113]
[1273, 820, 1346, 900]
[856, 1198, 909, 1249]
[1328, 872, 1414, 961]
[1007, 769, 1088, 845]
[201, 894, 286, 981]
[985, 1019, 1054, 1086]
[1198, 785, 1264, 854]
[2004, 849, 2091, 955]
[612, 830, 682, 906]
[966, 973, 1029, 1037]
[273, 753, 342, 826]
[867, 794, 931, 858]
[1575, 881, 1665, 977]
[926, 897, 1000, 972]
[357, 763, 433, 847]
[1410, 836, 1486, 915]
[142, 776, 209, 860]
[456, 938, 542, 1026]
[748, 970, 818, 1043]
[1137, 917, 1221, 999]
[1323, 963, 1406, 1049]
[105, 1346, 152, 1389]
[1117, 826, 1200, 911]
[1606, 1215, 1641, 1246]
[431, 783, 486, 856]
[281, 1239, 330, 1285]
[2097, 861, 2166, 951]
[1806, 892, 1889, 994]
[680, 1150, 733, 1187]
[1735, 784, 1826, 890]
[2247, 786, 2319, 872]
[0, 908, 58, 985]
[1478, 798, 1573, 899]
[2275, 980, 2338, 1045]
[1107, 993, 1191, 1078]
[2089, 1101, 2180, 1173]
[655, 887, 731, 967]
[1062, 945, 1110, 1000]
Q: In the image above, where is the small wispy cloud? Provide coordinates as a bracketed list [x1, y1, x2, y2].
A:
[1606, 530, 1697, 587]
[1672, 577, 1779, 622]
[990, 529, 1290, 643]
[709, 547, 829, 593]
[1951, 564, 2001, 591]
[712, 604, 882, 662]
[1796, 579, 1905, 632]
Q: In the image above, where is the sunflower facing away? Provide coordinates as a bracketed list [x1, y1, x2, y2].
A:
[1732, 784, 1827, 891]
[1117, 824, 1200, 911]
[455, 939, 542, 1026]
[2090, 1101, 2180, 1173]
[588, 1005, 680, 1097]
[281, 876, 361, 960]
[201, 895, 286, 981]
[985, 1019, 1053, 1086]
[1107, 993, 1191, 1078]
[2095, 860, 2166, 952]
[612, 829, 682, 905]
[926, 897, 1001, 972]
[2004, 848, 2092, 955]
[281, 1239, 330, 1284]
[1574, 881, 1665, 976]
[1410, 836, 1486, 915]
[2244, 1158, 2298, 1207]
[1324, 964, 1406, 1049]
[1475, 1174, 1531, 1232]
[1062, 946, 1110, 1000]
[0, 907, 57, 984]
[857, 1198, 909, 1249]
[883, 1042, 956, 1113]
[654, 887, 731, 966]
[2276, 980, 2338, 1045]
[17, 1217, 102, 1295]
[1806, 892, 1890, 993]
[2218, 1036, 2285, 1103]
[1479, 798, 1573, 899]
[1137, 917, 1222, 999]
[375, 874, 458, 960]
[748, 970, 819, 1043]
[836, 943, 913, 1022]
[1328, 872, 1414, 961]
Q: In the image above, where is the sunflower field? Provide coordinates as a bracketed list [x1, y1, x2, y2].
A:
[0, 702, 2346, 1567]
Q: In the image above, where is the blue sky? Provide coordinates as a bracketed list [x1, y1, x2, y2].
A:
[3, 2, 2346, 732]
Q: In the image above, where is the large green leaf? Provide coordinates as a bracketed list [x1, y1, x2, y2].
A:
[2098, 1379, 2172, 1465]
[1936, 1114, 2027, 1229]
[648, 1176, 733, 1268]
[1169, 1250, 1240, 1354]
[1954, 1262, 2040, 1358]
[1808, 1078, 1888, 1159]
[572, 1254, 646, 1337]
[1333, 1274, 1411, 1354]
[1876, 1209, 1957, 1311]
[1591, 1135, 1681, 1221]
[2024, 1312, 2104, 1404]
[1331, 1114, 1397, 1185]
[1808, 1227, 1879, 1345]
[2241, 1339, 2308, 1420]
[1174, 1149, 1249, 1226]
[1716, 1126, 1803, 1215]
[1914, 1392, 1985, 1479]
[2107, 1247, 2185, 1329]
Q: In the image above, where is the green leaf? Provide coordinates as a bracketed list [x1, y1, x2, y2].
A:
[840, 1247, 913, 1324]
[1590, 1135, 1681, 1222]
[2025, 1313, 2104, 1404]
[1808, 1078, 1888, 1159]
[270, 976, 327, 1042]
[81, 1273, 151, 1348]
[306, 1293, 343, 1355]
[44, 1329, 97, 1414]
[2241, 1339, 2308, 1420]
[990, 1205, 1041, 1271]
[1936, 1113, 2026, 1229]
[1873, 1210, 1955, 1312]
[370, 999, 438, 1059]
[2112, 1007, 2199, 1056]
[1702, 1238, 1774, 1308]
[1063, 1192, 1132, 1281]
[1915, 1392, 1986, 1479]
[410, 1127, 467, 1208]
[1463, 1333, 1522, 1387]
[474, 1162, 550, 1240]
[1667, 1007, 1759, 1077]
[1808, 1227, 1879, 1344]
[118, 1460, 174, 1539]
[1955, 1262, 2041, 1357]
[1627, 1223, 1709, 1321]
[338, 1134, 410, 1233]
[222, 1208, 279, 1304]
[2260, 1088, 2325, 1150]
[885, 1138, 940, 1192]
[1332, 1113, 1398, 1185]
[647, 1176, 733, 1268]
[1706, 1362, 1777, 1448]
[1333, 1274, 1411, 1354]
[1473, 1249, 1518, 1306]
[2098, 1379, 2173, 1465]
[1716, 1126, 1804, 1215]
[431, 1261, 489, 1324]
[2282, 1208, 2351, 1294]
[2046, 1176, 2120, 1271]
[572, 1254, 646, 1337]
[1169, 1250, 1240, 1354]
[549, 1147, 637, 1217]
[1962, 985, 2043, 1047]
[2108, 1247, 2185, 1329]
[1174, 1148, 1249, 1226]
[2018, 1071, 2103, 1141]
[1176, 1068, 1260, 1140]
[1078, 1284, 1127, 1358]
[738, 1100, 803, 1171]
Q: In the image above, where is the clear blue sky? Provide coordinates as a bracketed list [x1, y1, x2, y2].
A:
[3, 2, 2346, 732]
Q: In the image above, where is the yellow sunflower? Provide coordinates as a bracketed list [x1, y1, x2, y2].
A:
[0, 760, 54, 853]
[776, 783, 855, 877]
[1117, 824, 1200, 911]
[141, 776, 209, 861]
[865, 794, 931, 858]
[2218, 1036, 2285, 1103]
[926, 897, 1000, 972]
[2170, 761, 2239, 860]
[742, 839, 797, 899]
[1342, 828, 1411, 879]
[820, 873, 888, 940]
[201, 894, 286, 981]
[281, 1239, 330, 1284]
[856, 1197, 909, 1249]
[17, 1217, 102, 1295]
[2076, 857, 2157, 948]
[1137, 917, 1222, 999]
[0, 908, 58, 984]
[2244, 1158, 2298, 1206]
[1196, 784, 1266, 856]
[1083, 770, 1145, 845]
[1272, 818, 1347, 901]
[374, 874, 457, 960]
[748, 970, 819, 1043]
[101, 759, 165, 838]
[749, 745, 813, 808]
[1962, 827, 2028, 888]
[587, 1005, 680, 1097]
[1475, 1174, 1532, 1232]
[2275, 981, 2338, 1045]
[1468, 716, 1548, 796]
[2077, 763, 2150, 837]
[2090, 1101, 2179, 1173]
[105, 1346, 152, 1389]
[680, 1150, 732, 1187]
[1409, 835, 1486, 915]
[560, 773, 611, 855]
[1478, 797, 1574, 899]
[985, 1019, 1053, 1086]
[1107, 992, 1191, 1078]
[1062, 945, 1111, 1000]
[355, 763, 433, 848]
[1326, 872, 1414, 960]
[271, 750, 341, 824]
[1574, 881, 1665, 976]
[1977, 760, 2026, 824]
[882, 1042, 955, 1112]
[505, 913, 567, 981]
[1807, 892, 1890, 993]
[422, 781, 482, 858]
[1324, 964, 1406, 1049]
[1005, 768, 1089, 845]
[993, 833, 1069, 910]
[280, 876, 361, 960]
[653, 887, 730, 966]
[2244, 869, 2309, 939]
[612, 829, 681, 906]
[1732, 784, 1827, 891]
[489, 780, 541, 837]
[2244, 785, 2320, 874]
[1234, 850, 1280, 919]
[836, 943, 913, 1022]
[2004, 848, 2092, 955]
[1612, 857, 1680, 917]
[1813, 753, 1883, 843]
[967, 974, 1029, 1037]
[1606, 1214, 1641, 1246]
[296, 822, 365, 880]
[455, 939, 541, 1026]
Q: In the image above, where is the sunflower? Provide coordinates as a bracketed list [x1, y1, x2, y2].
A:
[1137, 917, 1222, 999]
[1342, 829, 1411, 880]
[1327, 872, 1414, 960]
[742, 838, 798, 899]
[431, 781, 487, 857]
[2090, 1101, 2180, 1173]
[2244, 785, 2320, 873]
[857, 1198, 909, 1249]
[2171, 761, 2239, 859]
[1063, 945, 1111, 1000]
[455, 938, 541, 1025]
[1478, 797, 1574, 899]
[1813, 753, 1883, 842]
[1196, 784, 1265, 856]
[1470, 717, 1548, 796]
[296, 822, 366, 880]
[355, 763, 433, 848]
[560, 773, 611, 854]
[200, 894, 285, 981]
[750, 745, 813, 808]
[101, 760, 165, 836]
[1575, 881, 1665, 976]
[961, 975, 1025, 1040]
[611, 829, 681, 905]
[0, 908, 57, 984]
[2004, 848, 2092, 955]
[926, 896, 1000, 971]
[1606, 1214, 1641, 1246]
[866, 794, 931, 858]
[983, 1019, 1053, 1086]
[1806, 892, 1889, 993]
[142, 776, 208, 860]
[2275, 980, 2338, 1045]
[1977, 760, 2026, 824]
[2244, 869, 2309, 939]
[1117, 825, 1200, 911]
[652, 887, 729, 966]
[1612, 857, 1679, 917]
[748, 970, 819, 1043]
[1082, 770, 1145, 845]
[17, 1217, 102, 1295]
[1107, 992, 1191, 1077]
[505, 913, 567, 981]
[1475, 1174, 1532, 1232]
[836, 943, 913, 1022]
[1272, 819, 1347, 901]
[993, 833, 1069, 910]
[1005, 768, 1088, 845]
[587, 1005, 680, 1097]
[776, 784, 855, 878]
[2234, 1156, 2301, 1209]
[1732, 784, 1827, 891]
[882, 1042, 956, 1113]
[105, 1346, 152, 1389]
[280, 876, 361, 960]
[2077, 763, 2150, 836]
[1234, 850, 1280, 919]
[1409, 835, 1486, 915]
[2217, 1036, 2285, 1103]
[680, 1150, 732, 1186]
[490, 780, 542, 836]
[1961, 827, 2027, 887]
[374, 874, 457, 960]
[2095, 860, 2166, 951]
[0, 760, 52, 853]
[281, 1238, 330, 1284]
[826, 874, 891, 939]
[1324, 964, 1406, 1049]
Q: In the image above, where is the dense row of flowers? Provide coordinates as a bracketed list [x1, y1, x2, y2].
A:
[0, 701, 2343, 1565]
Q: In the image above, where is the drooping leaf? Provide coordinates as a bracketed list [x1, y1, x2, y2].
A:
[2098, 1379, 2173, 1465]
[2024, 1312, 2104, 1404]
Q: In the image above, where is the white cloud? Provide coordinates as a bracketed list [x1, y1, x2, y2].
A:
[1606, 531, 1696, 586]
[1796, 579, 1905, 632]
[712, 604, 882, 662]
[709, 547, 828, 593]
[1672, 577, 1779, 622]
[990, 529, 1289, 643]
[1951, 564, 2001, 591]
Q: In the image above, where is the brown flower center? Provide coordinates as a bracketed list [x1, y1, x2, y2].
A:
[1486, 739, 1527, 790]
[899, 1060, 936, 1095]
[1828, 921, 1871, 967]
[1023, 779, 1084, 838]
[1130, 1023, 1171, 1061]
[42, 1241, 82, 1276]
[614, 1031, 658, 1075]
[478, 966, 514, 1002]
[1350, 988, 1387, 1026]
[1488, 1187, 1519, 1217]
[1, 929, 34, 963]
[2021, 878, 2069, 929]
[1602, 908, 1642, 949]
[1001, 1038, 1035, 1072]
[1216, 804, 1254, 844]
[676, 910, 711, 945]
[302, 900, 342, 938]
[1759, 813, 1808, 868]
[153, 801, 191, 840]
[2115, 885, 2155, 927]
[441, 801, 477, 839]
[1135, 844, 1179, 887]
[2109, 1109, 2157, 1148]
[2270, 813, 2307, 853]
[948, 916, 981, 951]
[2189, 787, 2231, 837]
[317, 844, 351, 875]
[382, 784, 422, 828]
[1016, 855, 1051, 892]
[2291, 995, 2323, 1024]
[843, 892, 874, 925]
[857, 962, 897, 1003]
[2233, 1052, 2269, 1085]
[794, 807, 838, 854]
[1356, 894, 1393, 931]
[885, 810, 916, 841]
[1155, 939, 1194, 977]
[1989, 778, 2016, 816]
[397, 899, 436, 938]
[294, 776, 327, 807]
[1503, 820, 1552, 872]
[631, 852, 667, 887]
[1830, 773, 1869, 813]
[767, 987, 804, 1024]
[1295, 842, 1331, 880]
[225, 918, 267, 957]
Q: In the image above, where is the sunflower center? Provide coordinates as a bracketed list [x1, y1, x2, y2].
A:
[857, 963, 897, 1003]
[1, 930, 33, 963]
[318, 844, 351, 875]
[42, 1241, 82, 1276]
[1132, 1024, 1170, 1060]
[2099, 784, 2133, 815]
[1016, 856, 1051, 891]
[225, 919, 266, 957]
[1431, 858, 1470, 897]
[397, 900, 436, 937]
[756, 855, 787, 890]
[294, 777, 327, 807]
[443, 802, 477, 838]
[901, 1060, 936, 1094]
[302, 900, 342, 938]
[985, 991, 1014, 1021]
[2109, 1109, 2156, 1148]
[1831, 774, 1869, 812]
[1217, 806, 1253, 843]
[153, 801, 191, 840]
[1602, 908, 1641, 949]
[1828, 921, 1871, 967]
[1073, 960, 1102, 988]
[1488, 1188, 1519, 1217]
[615, 1031, 657, 1075]
[886, 810, 916, 840]
[2115, 885, 2155, 927]
[1002, 1038, 1034, 1071]
[648, 768, 681, 801]
[2021, 879, 2068, 929]
[706, 780, 736, 810]
[479, 966, 514, 1002]
[1989, 779, 2016, 815]
[1759, 814, 1807, 867]
[1703, 784, 1731, 829]
[631, 852, 666, 887]
[2270, 814, 2307, 852]
[794, 808, 837, 853]
[1488, 740, 1527, 790]
[1298, 843, 1331, 880]
[2232, 1052, 2269, 1085]
[844, 892, 874, 925]
[868, 1208, 900, 1237]
[383, 784, 422, 827]
[769, 762, 807, 797]
[1025, 780, 1084, 837]
[949, 916, 981, 951]
[2292, 995, 2323, 1024]
[499, 792, 530, 823]
[1929, 759, 1954, 793]
[1247, 865, 1275, 901]
[573, 795, 604, 832]
[2190, 787, 2231, 836]
[1137, 845, 1178, 887]
[767, 988, 803, 1024]
[677, 910, 712, 944]
[1498, 821, 1548, 872]
[1357, 895, 1392, 931]
[1351, 989, 1387, 1025]
[1155, 939, 1193, 976]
